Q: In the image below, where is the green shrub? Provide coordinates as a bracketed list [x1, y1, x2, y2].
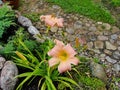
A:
[0, 4, 15, 38]
[46, 0, 116, 24]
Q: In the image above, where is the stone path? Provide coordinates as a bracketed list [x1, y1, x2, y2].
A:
[19, 0, 120, 88]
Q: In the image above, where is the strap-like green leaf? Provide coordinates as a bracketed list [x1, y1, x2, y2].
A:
[41, 82, 46, 90]
[58, 77, 80, 88]
[45, 76, 56, 90]
[57, 80, 73, 90]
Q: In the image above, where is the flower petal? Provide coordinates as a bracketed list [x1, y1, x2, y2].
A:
[48, 57, 60, 67]
[45, 19, 56, 27]
[63, 44, 77, 57]
[56, 18, 64, 27]
[68, 57, 79, 65]
[58, 61, 71, 73]
[48, 45, 61, 57]
[54, 39, 64, 46]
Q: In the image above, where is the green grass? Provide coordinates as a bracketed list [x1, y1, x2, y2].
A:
[110, 0, 120, 7]
[46, 0, 116, 24]
[23, 13, 41, 22]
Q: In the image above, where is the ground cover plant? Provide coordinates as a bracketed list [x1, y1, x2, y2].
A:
[46, 0, 116, 24]
[110, 0, 120, 7]
[0, 3, 15, 38]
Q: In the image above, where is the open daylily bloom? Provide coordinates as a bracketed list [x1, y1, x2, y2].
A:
[48, 39, 79, 73]
[40, 15, 64, 27]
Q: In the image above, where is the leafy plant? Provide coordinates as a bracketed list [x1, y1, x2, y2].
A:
[0, 27, 30, 58]
[0, 4, 15, 38]
[13, 39, 80, 90]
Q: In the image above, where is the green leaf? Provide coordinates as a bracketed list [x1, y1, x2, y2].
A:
[45, 76, 56, 90]
[41, 82, 46, 90]
[58, 77, 80, 88]
[57, 80, 73, 90]
[15, 72, 33, 78]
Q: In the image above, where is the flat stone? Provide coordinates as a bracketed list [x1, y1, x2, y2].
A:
[88, 34, 97, 41]
[50, 26, 58, 33]
[18, 16, 32, 27]
[117, 41, 120, 45]
[97, 22, 102, 25]
[28, 26, 40, 35]
[105, 56, 117, 64]
[105, 41, 117, 50]
[113, 51, 120, 60]
[111, 26, 120, 33]
[87, 42, 93, 49]
[74, 21, 82, 29]
[113, 64, 120, 72]
[104, 49, 112, 55]
[118, 47, 120, 51]
[103, 23, 111, 30]
[111, 34, 118, 40]
[93, 49, 101, 54]
[0, 57, 6, 69]
[90, 61, 107, 83]
[66, 27, 74, 34]
[94, 41, 104, 49]
[0, 61, 18, 90]
[97, 35, 108, 41]
[89, 26, 97, 31]
[110, 39, 115, 43]
[67, 35, 75, 42]
[52, 5, 61, 10]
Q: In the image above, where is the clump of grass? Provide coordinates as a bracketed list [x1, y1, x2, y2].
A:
[23, 12, 40, 22]
[46, 0, 116, 24]
[110, 0, 120, 7]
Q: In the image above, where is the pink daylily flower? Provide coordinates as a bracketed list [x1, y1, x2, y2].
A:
[48, 39, 79, 73]
[40, 15, 64, 27]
